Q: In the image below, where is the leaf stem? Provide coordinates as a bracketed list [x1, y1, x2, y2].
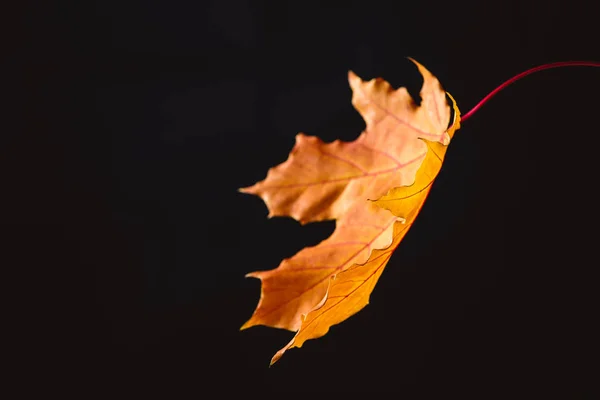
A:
[460, 61, 600, 122]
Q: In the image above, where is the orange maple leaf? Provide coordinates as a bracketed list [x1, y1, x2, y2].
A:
[272, 105, 460, 364]
[240, 58, 461, 363]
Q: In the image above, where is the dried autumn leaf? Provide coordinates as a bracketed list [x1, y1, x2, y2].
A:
[240, 59, 461, 363]
[272, 99, 461, 364]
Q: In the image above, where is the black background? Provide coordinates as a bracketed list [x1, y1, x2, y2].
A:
[9, 0, 599, 394]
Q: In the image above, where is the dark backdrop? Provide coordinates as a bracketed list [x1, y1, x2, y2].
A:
[10, 0, 599, 394]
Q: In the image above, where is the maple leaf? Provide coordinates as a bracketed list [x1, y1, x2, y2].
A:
[240, 58, 461, 363]
[272, 101, 460, 364]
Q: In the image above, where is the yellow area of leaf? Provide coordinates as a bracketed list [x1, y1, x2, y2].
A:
[240, 59, 461, 362]
[375, 93, 461, 219]
[270, 97, 461, 364]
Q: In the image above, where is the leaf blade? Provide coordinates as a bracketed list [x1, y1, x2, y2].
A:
[240, 60, 462, 362]
[270, 94, 461, 363]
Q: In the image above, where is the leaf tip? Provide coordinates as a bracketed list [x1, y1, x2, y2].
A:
[238, 186, 253, 194]
[269, 353, 281, 367]
[406, 56, 423, 70]
[270, 344, 291, 366]
[348, 70, 360, 86]
[240, 306, 266, 331]
[245, 271, 262, 279]
[239, 322, 250, 331]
